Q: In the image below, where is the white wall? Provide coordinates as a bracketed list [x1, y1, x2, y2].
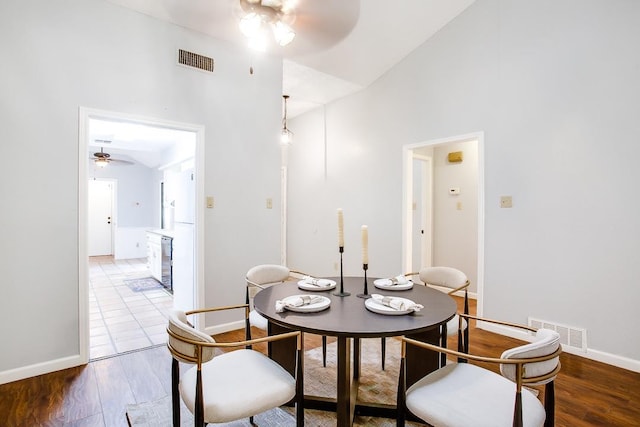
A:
[288, 0, 640, 368]
[91, 161, 163, 229]
[0, 0, 283, 380]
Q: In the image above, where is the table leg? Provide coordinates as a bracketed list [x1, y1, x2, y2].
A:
[268, 321, 298, 376]
[353, 337, 361, 380]
[336, 336, 354, 427]
[405, 327, 441, 388]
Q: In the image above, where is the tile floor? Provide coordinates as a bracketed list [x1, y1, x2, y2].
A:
[89, 256, 173, 360]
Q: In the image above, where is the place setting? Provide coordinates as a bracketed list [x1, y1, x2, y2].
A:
[275, 294, 332, 313]
[297, 275, 336, 291]
[373, 274, 414, 291]
[365, 293, 424, 316]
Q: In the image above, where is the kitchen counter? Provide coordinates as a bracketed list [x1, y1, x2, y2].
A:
[147, 229, 175, 239]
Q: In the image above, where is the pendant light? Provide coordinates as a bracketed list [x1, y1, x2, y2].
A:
[281, 95, 293, 145]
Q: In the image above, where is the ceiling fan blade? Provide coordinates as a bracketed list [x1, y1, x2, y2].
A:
[108, 158, 135, 165]
[285, 0, 360, 55]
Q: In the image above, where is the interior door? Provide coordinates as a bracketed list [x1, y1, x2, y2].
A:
[412, 155, 433, 273]
[88, 180, 114, 256]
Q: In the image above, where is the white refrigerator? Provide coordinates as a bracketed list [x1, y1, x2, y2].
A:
[171, 168, 195, 312]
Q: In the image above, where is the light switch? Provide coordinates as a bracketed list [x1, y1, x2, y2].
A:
[500, 196, 513, 208]
[206, 196, 214, 208]
[266, 198, 273, 209]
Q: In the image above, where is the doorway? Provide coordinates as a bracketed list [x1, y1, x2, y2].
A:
[79, 107, 205, 362]
[402, 132, 484, 315]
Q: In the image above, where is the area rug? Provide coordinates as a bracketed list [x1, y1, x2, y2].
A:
[126, 397, 293, 426]
[126, 338, 422, 426]
[124, 276, 164, 292]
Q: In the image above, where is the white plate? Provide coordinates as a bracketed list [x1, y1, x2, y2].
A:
[373, 278, 414, 291]
[365, 297, 416, 315]
[282, 295, 331, 313]
[297, 279, 337, 291]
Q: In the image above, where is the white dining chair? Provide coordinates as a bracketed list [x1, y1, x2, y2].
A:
[246, 264, 330, 367]
[397, 316, 561, 427]
[167, 306, 304, 426]
[381, 266, 470, 369]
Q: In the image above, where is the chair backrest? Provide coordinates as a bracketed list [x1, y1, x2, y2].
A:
[246, 264, 291, 299]
[500, 328, 561, 385]
[246, 264, 291, 286]
[419, 266, 468, 291]
[167, 309, 216, 365]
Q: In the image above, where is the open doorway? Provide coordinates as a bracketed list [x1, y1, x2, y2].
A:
[402, 132, 484, 315]
[79, 108, 204, 361]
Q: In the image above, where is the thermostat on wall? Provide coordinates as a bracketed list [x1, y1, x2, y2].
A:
[449, 187, 460, 195]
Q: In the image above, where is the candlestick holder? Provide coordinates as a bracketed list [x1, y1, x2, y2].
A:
[333, 246, 350, 297]
[357, 263, 370, 299]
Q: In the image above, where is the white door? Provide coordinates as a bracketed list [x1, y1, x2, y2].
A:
[412, 155, 433, 273]
[88, 180, 114, 256]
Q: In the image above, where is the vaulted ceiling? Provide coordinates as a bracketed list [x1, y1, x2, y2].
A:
[91, 0, 475, 165]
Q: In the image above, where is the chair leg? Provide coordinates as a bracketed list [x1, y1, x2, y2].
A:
[322, 336, 327, 367]
[171, 358, 180, 427]
[544, 381, 555, 427]
[396, 355, 406, 427]
[195, 369, 205, 427]
[295, 346, 305, 426]
[440, 324, 447, 367]
[381, 337, 386, 370]
[513, 390, 523, 427]
[249, 415, 255, 425]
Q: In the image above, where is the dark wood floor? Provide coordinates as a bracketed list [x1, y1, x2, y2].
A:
[1, 297, 639, 426]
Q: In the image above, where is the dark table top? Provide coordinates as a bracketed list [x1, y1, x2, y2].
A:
[253, 276, 457, 338]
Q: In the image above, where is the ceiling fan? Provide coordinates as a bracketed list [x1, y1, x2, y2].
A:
[90, 147, 134, 167]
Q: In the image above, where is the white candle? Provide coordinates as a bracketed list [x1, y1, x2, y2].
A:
[361, 225, 368, 265]
[337, 208, 344, 248]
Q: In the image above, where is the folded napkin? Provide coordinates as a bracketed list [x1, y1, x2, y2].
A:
[276, 295, 325, 312]
[387, 275, 409, 285]
[302, 275, 333, 288]
[371, 294, 424, 312]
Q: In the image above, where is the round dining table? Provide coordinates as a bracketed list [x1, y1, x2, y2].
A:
[253, 276, 457, 427]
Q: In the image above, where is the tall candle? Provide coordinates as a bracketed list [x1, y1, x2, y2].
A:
[361, 225, 368, 265]
[337, 208, 344, 248]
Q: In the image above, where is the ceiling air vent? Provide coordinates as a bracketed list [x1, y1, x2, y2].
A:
[178, 49, 214, 73]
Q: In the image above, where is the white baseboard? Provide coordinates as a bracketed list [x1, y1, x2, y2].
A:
[0, 354, 85, 385]
[204, 320, 245, 336]
[478, 321, 640, 373]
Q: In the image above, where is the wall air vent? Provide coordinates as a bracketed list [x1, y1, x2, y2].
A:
[178, 49, 214, 73]
[528, 317, 587, 352]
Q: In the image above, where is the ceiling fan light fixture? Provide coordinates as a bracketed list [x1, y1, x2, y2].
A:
[95, 158, 109, 168]
[272, 21, 295, 46]
[238, 0, 296, 50]
[239, 12, 263, 38]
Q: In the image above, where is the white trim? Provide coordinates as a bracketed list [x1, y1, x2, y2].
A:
[0, 355, 84, 385]
[78, 110, 89, 365]
[281, 165, 288, 266]
[478, 322, 640, 373]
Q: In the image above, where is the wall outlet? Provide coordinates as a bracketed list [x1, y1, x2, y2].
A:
[500, 196, 513, 208]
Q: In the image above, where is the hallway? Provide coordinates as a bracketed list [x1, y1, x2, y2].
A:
[89, 256, 173, 360]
